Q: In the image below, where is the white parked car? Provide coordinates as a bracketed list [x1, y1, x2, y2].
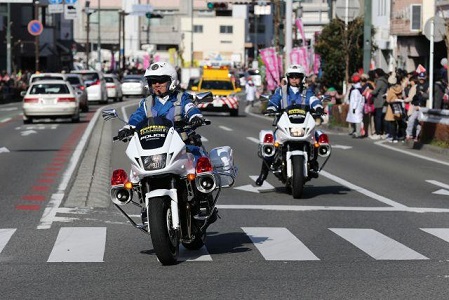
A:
[22, 80, 81, 124]
[121, 74, 147, 98]
[70, 70, 108, 104]
[104, 74, 123, 102]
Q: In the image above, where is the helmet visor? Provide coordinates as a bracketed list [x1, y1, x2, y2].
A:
[148, 75, 171, 84]
[287, 73, 304, 80]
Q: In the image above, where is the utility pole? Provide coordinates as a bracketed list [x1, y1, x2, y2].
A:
[97, 0, 101, 70]
[362, 0, 372, 72]
[6, 3, 11, 74]
[34, 0, 40, 72]
[85, 0, 92, 69]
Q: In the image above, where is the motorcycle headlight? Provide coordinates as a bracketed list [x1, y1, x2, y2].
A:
[141, 154, 167, 170]
[290, 127, 304, 137]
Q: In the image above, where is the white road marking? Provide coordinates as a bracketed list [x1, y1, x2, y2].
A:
[216, 204, 449, 213]
[376, 140, 449, 167]
[219, 125, 233, 131]
[0, 147, 10, 154]
[332, 144, 352, 150]
[420, 228, 449, 243]
[320, 170, 408, 208]
[179, 245, 212, 261]
[0, 229, 16, 254]
[0, 117, 12, 123]
[38, 108, 102, 229]
[242, 227, 319, 261]
[47, 227, 106, 262]
[330, 228, 428, 260]
[20, 129, 37, 136]
[234, 176, 275, 193]
[246, 136, 259, 143]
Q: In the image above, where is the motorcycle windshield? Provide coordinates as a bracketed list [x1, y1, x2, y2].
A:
[135, 116, 171, 150]
[286, 104, 308, 124]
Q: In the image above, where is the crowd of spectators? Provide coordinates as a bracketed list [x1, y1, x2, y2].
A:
[0, 70, 32, 103]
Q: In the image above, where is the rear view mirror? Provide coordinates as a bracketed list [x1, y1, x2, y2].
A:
[102, 108, 118, 121]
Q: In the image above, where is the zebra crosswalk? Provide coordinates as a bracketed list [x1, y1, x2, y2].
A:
[1, 227, 449, 263]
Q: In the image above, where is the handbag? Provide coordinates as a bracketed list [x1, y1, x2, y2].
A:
[390, 101, 403, 119]
[364, 103, 375, 114]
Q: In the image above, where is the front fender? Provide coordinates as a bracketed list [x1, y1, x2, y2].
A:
[286, 150, 308, 178]
[145, 188, 179, 230]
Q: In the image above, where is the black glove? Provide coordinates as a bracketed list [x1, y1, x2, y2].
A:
[190, 116, 204, 128]
[352, 109, 355, 114]
[315, 107, 324, 115]
[118, 126, 133, 140]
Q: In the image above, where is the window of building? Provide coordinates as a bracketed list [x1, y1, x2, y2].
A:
[220, 25, 233, 34]
[410, 5, 422, 31]
[193, 25, 203, 33]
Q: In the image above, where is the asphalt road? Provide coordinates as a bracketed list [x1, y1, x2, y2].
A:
[2, 99, 449, 299]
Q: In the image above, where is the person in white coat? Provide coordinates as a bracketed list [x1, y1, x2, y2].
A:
[245, 79, 257, 106]
[346, 73, 365, 138]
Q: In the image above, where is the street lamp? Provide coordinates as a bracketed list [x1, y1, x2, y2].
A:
[118, 10, 129, 71]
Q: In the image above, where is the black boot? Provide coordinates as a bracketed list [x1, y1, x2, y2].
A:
[255, 162, 269, 186]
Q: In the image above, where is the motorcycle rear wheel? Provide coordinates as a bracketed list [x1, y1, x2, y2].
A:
[149, 196, 179, 265]
[291, 156, 305, 199]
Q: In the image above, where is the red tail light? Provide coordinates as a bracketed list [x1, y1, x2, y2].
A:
[111, 169, 128, 185]
[107, 85, 116, 89]
[91, 79, 101, 85]
[318, 133, 329, 144]
[263, 133, 274, 144]
[57, 97, 76, 102]
[79, 86, 85, 90]
[196, 157, 213, 173]
[24, 97, 39, 103]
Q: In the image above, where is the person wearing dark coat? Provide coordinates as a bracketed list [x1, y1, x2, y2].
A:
[369, 68, 388, 139]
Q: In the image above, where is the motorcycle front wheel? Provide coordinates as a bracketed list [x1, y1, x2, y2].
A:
[291, 156, 305, 199]
[149, 196, 179, 265]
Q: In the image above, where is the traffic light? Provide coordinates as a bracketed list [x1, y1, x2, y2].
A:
[207, 2, 228, 10]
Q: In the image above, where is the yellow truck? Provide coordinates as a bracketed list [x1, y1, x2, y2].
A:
[192, 66, 241, 117]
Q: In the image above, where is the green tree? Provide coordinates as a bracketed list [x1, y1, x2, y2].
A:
[314, 17, 366, 92]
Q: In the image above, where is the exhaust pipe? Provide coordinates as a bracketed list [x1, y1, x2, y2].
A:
[195, 174, 217, 194]
[110, 186, 133, 205]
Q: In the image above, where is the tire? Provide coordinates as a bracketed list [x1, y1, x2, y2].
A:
[291, 156, 305, 199]
[81, 104, 89, 113]
[148, 196, 179, 265]
[71, 110, 80, 123]
[230, 109, 239, 117]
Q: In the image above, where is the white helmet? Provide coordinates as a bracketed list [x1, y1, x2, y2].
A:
[285, 64, 306, 78]
[144, 62, 179, 93]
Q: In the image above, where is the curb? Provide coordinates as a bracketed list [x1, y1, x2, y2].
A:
[64, 112, 112, 208]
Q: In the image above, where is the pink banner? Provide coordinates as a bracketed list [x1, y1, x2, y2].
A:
[143, 54, 150, 70]
[260, 47, 280, 91]
[295, 18, 306, 45]
[313, 53, 321, 74]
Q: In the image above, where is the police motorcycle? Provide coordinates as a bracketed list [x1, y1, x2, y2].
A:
[258, 95, 331, 199]
[102, 92, 237, 265]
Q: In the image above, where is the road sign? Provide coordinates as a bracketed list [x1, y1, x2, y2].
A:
[49, 0, 63, 4]
[65, 0, 78, 4]
[64, 4, 77, 20]
[335, 0, 361, 22]
[424, 16, 446, 43]
[49, 4, 64, 14]
[27, 20, 43, 36]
